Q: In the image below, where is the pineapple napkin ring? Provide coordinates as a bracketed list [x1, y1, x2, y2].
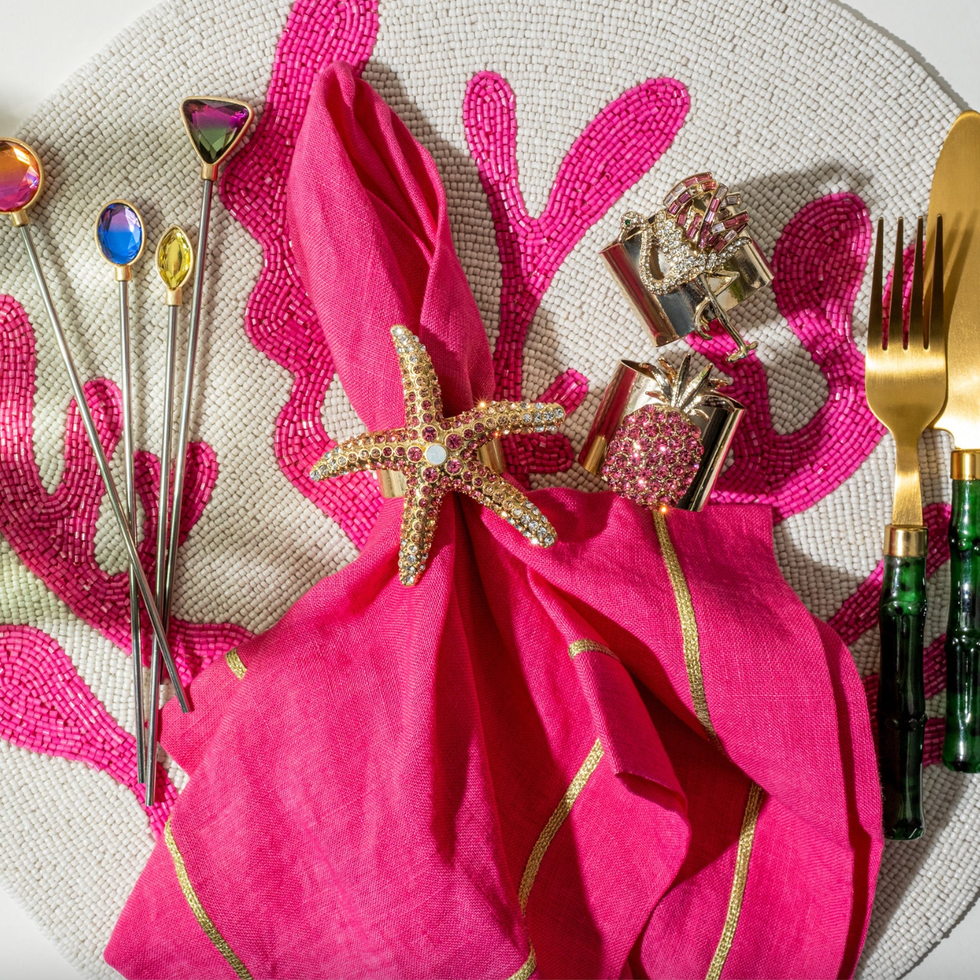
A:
[579, 354, 744, 511]
[600, 173, 773, 362]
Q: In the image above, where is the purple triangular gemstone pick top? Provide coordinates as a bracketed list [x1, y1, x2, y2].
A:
[180, 99, 252, 166]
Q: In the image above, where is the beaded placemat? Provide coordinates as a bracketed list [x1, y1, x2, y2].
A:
[0, 0, 971, 976]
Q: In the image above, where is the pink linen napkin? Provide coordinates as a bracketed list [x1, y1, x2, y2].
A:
[105, 63, 882, 980]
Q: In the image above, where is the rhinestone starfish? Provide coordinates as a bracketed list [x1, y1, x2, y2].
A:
[311, 326, 566, 586]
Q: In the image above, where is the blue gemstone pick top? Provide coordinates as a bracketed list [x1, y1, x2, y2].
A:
[96, 201, 144, 266]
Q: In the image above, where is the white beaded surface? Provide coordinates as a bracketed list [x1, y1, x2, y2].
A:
[0, 1, 976, 978]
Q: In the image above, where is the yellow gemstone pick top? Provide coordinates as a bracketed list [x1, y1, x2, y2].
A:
[156, 225, 193, 304]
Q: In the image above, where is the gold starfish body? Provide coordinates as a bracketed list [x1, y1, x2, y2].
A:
[311, 326, 566, 585]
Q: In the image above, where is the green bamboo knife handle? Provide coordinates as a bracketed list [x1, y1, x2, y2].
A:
[878, 527, 927, 840]
[944, 467, 980, 771]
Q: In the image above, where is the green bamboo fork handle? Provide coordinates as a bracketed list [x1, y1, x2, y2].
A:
[865, 216, 945, 839]
[943, 454, 980, 770]
[878, 527, 927, 838]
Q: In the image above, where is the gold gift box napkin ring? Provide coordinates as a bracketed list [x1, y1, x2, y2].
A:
[580, 355, 744, 512]
[600, 173, 773, 362]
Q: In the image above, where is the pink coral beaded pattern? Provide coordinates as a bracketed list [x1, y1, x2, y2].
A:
[311, 327, 565, 585]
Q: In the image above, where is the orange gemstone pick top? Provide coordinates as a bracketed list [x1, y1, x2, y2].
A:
[0, 140, 42, 214]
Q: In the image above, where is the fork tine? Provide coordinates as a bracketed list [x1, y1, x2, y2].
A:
[929, 214, 945, 351]
[871, 218, 884, 348]
[888, 217, 906, 350]
[909, 217, 925, 348]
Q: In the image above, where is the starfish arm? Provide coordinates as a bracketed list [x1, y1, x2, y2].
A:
[468, 401, 567, 441]
[453, 463, 557, 548]
[310, 428, 412, 480]
[391, 326, 441, 427]
[397, 475, 446, 586]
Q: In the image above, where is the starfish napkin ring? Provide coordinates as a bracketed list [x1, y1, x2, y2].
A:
[600, 173, 773, 362]
[311, 326, 566, 586]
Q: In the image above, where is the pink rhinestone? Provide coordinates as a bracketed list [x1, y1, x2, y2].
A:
[445, 433, 463, 451]
[422, 426, 437, 441]
[423, 467, 439, 482]
[408, 447, 423, 462]
[446, 459, 462, 475]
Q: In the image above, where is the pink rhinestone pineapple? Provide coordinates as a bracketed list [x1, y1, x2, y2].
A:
[602, 354, 728, 508]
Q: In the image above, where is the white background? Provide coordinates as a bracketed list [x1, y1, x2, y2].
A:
[0, 1, 978, 978]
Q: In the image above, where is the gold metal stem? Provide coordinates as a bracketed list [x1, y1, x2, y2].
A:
[891, 442, 924, 528]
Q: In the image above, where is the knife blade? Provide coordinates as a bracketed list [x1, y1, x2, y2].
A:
[928, 109, 980, 771]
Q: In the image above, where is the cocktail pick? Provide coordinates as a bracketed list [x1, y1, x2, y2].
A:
[0, 139, 184, 697]
[95, 199, 149, 783]
[164, 98, 253, 615]
[144, 225, 193, 805]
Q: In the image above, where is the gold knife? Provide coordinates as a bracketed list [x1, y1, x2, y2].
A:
[928, 110, 980, 771]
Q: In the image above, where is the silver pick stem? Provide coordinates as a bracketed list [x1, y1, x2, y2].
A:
[145, 176, 214, 801]
[696, 272, 757, 363]
[118, 277, 146, 785]
[16, 222, 188, 708]
[145, 302, 179, 805]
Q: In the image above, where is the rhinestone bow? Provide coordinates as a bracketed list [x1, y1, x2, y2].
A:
[311, 326, 566, 585]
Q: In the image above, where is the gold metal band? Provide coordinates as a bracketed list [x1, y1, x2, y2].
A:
[501, 736, 603, 979]
[225, 648, 247, 680]
[568, 639, 618, 661]
[705, 783, 765, 980]
[376, 437, 506, 498]
[507, 948, 537, 980]
[653, 512, 721, 748]
[883, 524, 927, 558]
[952, 450, 980, 481]
[517, 738, 604, 913]
[164, 819, 253, 979]
[579, 433, 608, 476]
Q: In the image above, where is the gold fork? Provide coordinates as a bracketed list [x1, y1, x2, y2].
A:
[864, 215, 945, 840]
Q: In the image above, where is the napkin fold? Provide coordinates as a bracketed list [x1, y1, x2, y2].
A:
[105, 63, 881, 980]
